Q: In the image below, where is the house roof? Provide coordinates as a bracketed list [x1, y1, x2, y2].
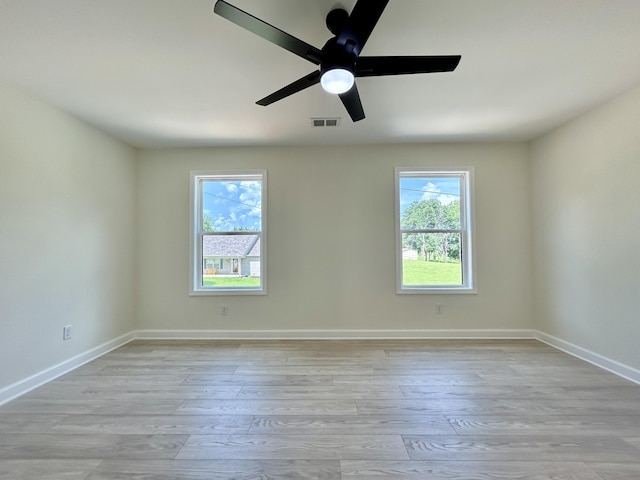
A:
[203, 235, 260, 258]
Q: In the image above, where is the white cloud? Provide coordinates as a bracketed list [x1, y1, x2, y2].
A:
[421, 182, 457, 205]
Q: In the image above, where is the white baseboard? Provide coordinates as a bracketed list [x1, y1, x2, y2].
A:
[535, 331, 640, 385]
[134, 328, 537, 340]
[0, 331, 136, 406]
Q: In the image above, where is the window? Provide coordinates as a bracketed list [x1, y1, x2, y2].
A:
[190, 170, 266, 295]
[395, 167, 475, 293]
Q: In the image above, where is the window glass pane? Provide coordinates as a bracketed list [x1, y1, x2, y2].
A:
[402, 232, 462, 286]
[202, 179, 262, 232]
[399, 176, 461, 229]
[201, 233, 261, 288]
[191, 170, 266, 295]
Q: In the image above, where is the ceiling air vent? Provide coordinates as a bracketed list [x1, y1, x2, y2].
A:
[311, 117, 341, 127]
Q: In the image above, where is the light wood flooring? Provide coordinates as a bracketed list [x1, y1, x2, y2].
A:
[1, 339, 640, 479]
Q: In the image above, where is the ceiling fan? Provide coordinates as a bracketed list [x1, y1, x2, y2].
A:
[213, 0, 461, 122]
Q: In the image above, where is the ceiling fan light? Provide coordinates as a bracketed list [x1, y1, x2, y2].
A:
[321, 68, 354, 94]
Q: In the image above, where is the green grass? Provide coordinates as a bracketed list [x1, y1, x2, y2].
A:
[202, 276, 261, 287]
[201, 262, 459, 288]
[402, 259, 462, 285]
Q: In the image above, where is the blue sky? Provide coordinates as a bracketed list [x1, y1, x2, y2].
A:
[399, 176, 461, 214]
[201, 177, 457, 229]
[202, 180, 262, 231]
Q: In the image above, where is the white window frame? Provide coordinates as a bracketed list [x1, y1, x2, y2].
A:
[190, 170, 267, 295]
[395, 166, 476, 294]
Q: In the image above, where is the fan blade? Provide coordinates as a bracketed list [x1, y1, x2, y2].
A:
[256, 71, 322, 106]
[214, 1, 322, 64]
[339, 83, 365, 122]
[337, 0, 389, 56]
[355, 55, 461, 77]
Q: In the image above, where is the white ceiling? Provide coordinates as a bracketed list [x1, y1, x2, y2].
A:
[1, 0, 640, 148]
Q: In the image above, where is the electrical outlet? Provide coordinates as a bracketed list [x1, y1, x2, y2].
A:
[220, 305, 228, 316]
[63, 325, 72, 340]
[436, 304, 443, 315]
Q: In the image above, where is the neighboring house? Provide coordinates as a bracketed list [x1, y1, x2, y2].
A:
[203, 235, 260, 277]
[402, 248, 419, 261]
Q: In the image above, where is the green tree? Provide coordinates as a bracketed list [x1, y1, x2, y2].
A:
[401, 199, 442, 261]
[444, 200, 461, 261]
[401, 199, 461, 263]
[203, 214, 215, 232]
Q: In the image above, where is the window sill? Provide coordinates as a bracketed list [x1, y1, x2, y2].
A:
[189, 288, 266, 296]
[397, 287, 477, 295]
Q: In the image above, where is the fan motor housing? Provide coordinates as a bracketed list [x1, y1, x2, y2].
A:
[321, 37, 357, 75]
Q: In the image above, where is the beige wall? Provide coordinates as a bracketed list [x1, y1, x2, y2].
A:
[530, 84, 640, 371]
[136, 143, 532, 333]
[0, 83, 137, 390]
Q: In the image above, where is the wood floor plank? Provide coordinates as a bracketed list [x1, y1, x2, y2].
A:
[400, 384, 569, 399]
[175, 434, 410, 460]
[87, 459, 341, 479]
[181, 374, 334, 386]
[0, 398, 183, 415]
[88, 357, 286, 368]
[248, 415, 457, 435]
[286, 353, 389, 364]
[333, 374, 486, 386]
[371, 366, 495, 378]
[402, 435, 640, 462]
[480, 373, 633, 387]
[384, 364, 519, 375]
[447, 415, 640, 436]
[0, 460, 102, 480]
[23, 385, 242, 401]
[0, 414, 65, 433]
[90, 364, 239, 375]
[53, 373, 188, 386]
[49, 414, 253, 435]
[511, 364, 633, 376]
[560, 385, 640, 400]
[237, 385, 404, 400]
[356, 398, 640, 416]
[176, 399, 358, 416]
[587, 462, 640, 479]
[0, 434, 188, 459]
[234, 365, 376, 375]
[340, 460, 603, 479]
